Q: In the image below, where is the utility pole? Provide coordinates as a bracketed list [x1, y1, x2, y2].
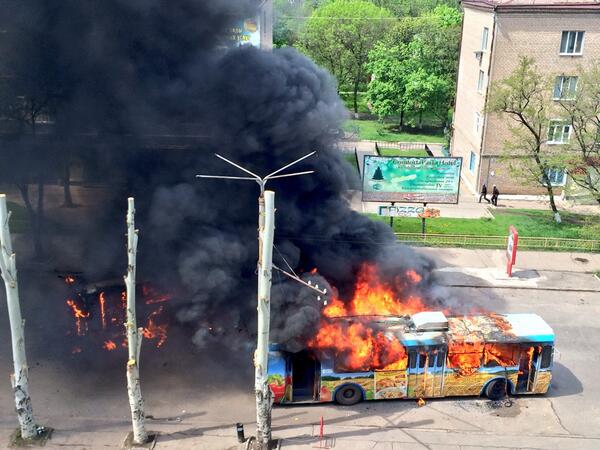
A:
[0, 194, 37, 440]
[124, 197, 148, 445]
[197, 152, 326, 450]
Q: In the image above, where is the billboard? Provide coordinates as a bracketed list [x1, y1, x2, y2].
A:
[362, 156, 462, 204]
[229, 17, 261, 47]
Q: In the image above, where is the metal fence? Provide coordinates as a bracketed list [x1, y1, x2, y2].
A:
[394, 233, 600, 252]
[375, 142, 432, 155]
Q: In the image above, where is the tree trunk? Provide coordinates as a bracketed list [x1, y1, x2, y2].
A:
[124, 198, 148, 445]
[545, 184, 561, 223]
[353, 80, 359, 114]
[62, 164, 74, 208]
[0, 195, 37, 439]
[399, 109, 404, 129]
[418, 111, 423, 129]
[16, 184, 44, 260]
[255, 192, 275, 449]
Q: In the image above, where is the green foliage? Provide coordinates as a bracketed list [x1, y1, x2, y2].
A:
[298, 0, 393, 112]
[371, 0, 460, 17]
[273, 0, 324, 48]
[339, 91, 370, 113]
[365, 43, 409, 119]
[366, 4, 460, 127]
[403, 67, 450, 122]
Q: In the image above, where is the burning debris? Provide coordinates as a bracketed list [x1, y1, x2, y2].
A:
[63, 276, 172, 353]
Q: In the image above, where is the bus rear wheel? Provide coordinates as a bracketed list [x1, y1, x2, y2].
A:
[335, 385, 362, 406]
[485, 379, 507, 400]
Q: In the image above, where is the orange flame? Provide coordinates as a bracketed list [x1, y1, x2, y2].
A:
[323, 264, 426, 318]
[64, 275, 76, 285]
[66, 298, 90, 336]
[308, 320, 407, 372]
[103, 340, 117, 351]
[142, 306, 168, 348]
[99, 291, 107, 330]
[310, 263, 519, 377]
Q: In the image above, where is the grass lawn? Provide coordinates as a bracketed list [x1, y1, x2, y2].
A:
[343, 153, 359, 172]
[344, 119, 446, 144]
[378, 148, 430, 157]
[368, 208, 600, 240]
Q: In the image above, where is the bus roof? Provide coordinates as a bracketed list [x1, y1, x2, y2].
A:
[444, 313, 554, 345]
[381, 313, 554, 347]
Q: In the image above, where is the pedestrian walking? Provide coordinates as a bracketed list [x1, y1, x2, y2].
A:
[479, 184, 490, 203]
[491, 185, 500, 206]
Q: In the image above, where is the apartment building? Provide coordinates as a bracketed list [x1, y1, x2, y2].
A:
[451, 0, 600, 197]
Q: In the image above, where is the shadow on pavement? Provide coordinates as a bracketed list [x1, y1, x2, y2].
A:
[546, 362, 583, 398]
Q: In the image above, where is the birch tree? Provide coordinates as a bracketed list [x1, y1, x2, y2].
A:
[558, 63, 600, 205]
[124, 198, 148, 444]
[0, 194, 37, 439]
[488, 57, 563, 223]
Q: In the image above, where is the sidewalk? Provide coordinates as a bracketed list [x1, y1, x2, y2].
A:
[419, 247, 600, 273]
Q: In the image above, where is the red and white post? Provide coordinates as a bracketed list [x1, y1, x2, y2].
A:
[506, 226, 519, 277]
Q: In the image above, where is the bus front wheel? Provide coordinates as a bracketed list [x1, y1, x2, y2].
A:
[335, 385, 362, 406]
[485, 379, 507, 400]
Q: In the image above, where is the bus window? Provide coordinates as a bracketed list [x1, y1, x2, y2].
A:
[418, 353, 427, 368]
[484, 344, 518, 368]
[436, 352, 445, 368]
[540, 345, 553, 369]
[409, 351, 417, 369]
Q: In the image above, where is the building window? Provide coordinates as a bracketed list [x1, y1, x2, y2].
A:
[477, 70, 485, 93]
[560, 31, 584, 55]
[547, 121, 571, 144]
[544, 168, 567, 186]
[553, 76, 578, 100]
[481, 27, 489, 51]
[469, 151, 476, 172]
[474, 112, 481, 134]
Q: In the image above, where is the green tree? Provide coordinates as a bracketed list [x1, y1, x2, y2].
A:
[365, 43, 409, 124]
[371, 0, 459, 17]
[558, 63, 600, 205]
[366, 5, 460, 127]
[298, 0, 393, 113]
[403, 68, 450, 128]
[488, 57, 563, 223]
[273, 0, 324, 48]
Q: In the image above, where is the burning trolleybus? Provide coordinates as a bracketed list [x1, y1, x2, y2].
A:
[267, 312, 554, 405]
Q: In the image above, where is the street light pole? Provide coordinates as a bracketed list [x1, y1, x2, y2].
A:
[197, 152, 325, 449]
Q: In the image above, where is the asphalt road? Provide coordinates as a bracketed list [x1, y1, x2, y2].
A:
[0, 258, 599, 449]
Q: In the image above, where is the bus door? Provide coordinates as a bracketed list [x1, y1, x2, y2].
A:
[407, 350, 444, 398]
[517, 345, 542, 393]
[430, 349, 446, 397]
[291, 351, 321, 401]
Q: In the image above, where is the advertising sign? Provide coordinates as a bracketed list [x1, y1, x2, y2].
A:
[362, 156, 462, 204]
[378, 205, 424, 218]
[229, 17, 261, 47]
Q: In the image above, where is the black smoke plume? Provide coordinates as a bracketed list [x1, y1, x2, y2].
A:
[0, 1, 445, 356]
